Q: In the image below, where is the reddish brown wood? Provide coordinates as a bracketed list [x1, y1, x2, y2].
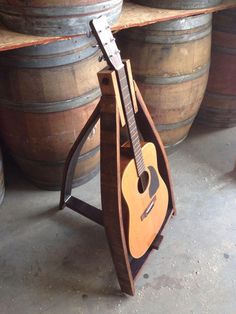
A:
[198, 9, 236, 127]
[0, 147, 4, 206]
[99, 68, 135, 295]
[60, 103, 101, 209]
[0, 39, 104, 190]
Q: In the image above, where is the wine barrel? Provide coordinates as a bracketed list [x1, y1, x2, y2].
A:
[198, 9, 236, 128]
[0, 37, 105, 190]
[0, 148, 4, 206]
[0, 0, 123, 36]
[118, 14, 212, 147]
[132, 0, 222, 9]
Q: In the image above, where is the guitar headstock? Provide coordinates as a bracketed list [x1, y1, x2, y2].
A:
[90, 16, 123, 71]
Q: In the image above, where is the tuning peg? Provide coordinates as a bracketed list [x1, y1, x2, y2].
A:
[98, 55, 105, 62]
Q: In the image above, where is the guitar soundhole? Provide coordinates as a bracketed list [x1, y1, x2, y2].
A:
[138, 171, 149, 194]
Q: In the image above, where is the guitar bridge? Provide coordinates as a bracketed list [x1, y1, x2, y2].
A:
[141, 195, 157, 221]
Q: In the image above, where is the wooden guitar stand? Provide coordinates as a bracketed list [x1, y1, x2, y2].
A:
[59, 60, 176, 296]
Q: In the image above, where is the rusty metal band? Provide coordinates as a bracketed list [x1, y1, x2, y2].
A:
[205, 91, 236, 101]
[0, 39, 99, 68]
[26, 165, 100, 191]
[133, 0, 221, 9]
[0, 88, 101, 113]
[212, 45, 236, 56]
[12, 146, 100, 190]
[156, 114, 197, 132]
[200, 106, 236, 116]
[135, 63, 210, 85]
[213, 27, 236, 34]
[12, 145, 100, 167]
[198, 108, 236, 127]
[144, 14, 212, 31]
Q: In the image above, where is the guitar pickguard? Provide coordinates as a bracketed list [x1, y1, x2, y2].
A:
[148, 166, 159, 198]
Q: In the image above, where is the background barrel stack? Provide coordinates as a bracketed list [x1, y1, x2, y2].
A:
[198, 9, 236, 128]
[0, 0, 235, 191]
[132, 0, 222, 9]
[0, 0, 123, 36]
[118, 14, 212, 148]
[0, 1, 123, 190]
[0, 147, 4, 206]
[0, 37, 105, 190]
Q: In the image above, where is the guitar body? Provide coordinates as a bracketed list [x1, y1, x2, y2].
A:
[121, 142, 168, 259]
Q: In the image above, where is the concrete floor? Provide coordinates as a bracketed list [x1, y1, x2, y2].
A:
[0, 124, 235, 314]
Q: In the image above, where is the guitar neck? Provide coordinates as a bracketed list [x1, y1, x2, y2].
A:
[116, 65, 145, 177]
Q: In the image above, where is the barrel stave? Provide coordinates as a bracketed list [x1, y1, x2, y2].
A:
[0, 37, 104, 190]
[118, 14, 212, 147]
[198, 9, 236, 128]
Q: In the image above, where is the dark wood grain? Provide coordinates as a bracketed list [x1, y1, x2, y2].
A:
[99, 70, 135, 296]
[198, 9, 236, 128]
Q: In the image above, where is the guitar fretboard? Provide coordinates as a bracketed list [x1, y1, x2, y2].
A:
[117, 66, 145, 177]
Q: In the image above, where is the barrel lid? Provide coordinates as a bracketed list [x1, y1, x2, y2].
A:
[141, 14, 212, 32]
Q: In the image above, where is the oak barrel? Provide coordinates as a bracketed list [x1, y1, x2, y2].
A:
[132, 0, 222, 9]
[198, 9, 236, 128]
[0, 148, 4, 206]
[118, 14, 212, 147]
[0, 0, 123, 36]
[0, 37, 104, 190]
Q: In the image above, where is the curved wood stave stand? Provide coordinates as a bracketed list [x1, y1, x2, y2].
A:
[59, 60, 176, 296]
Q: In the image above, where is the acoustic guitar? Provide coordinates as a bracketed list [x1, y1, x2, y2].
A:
[91, 16, 169, 259]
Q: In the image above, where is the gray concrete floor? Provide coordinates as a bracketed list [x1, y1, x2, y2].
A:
[0, 124, 236, 314]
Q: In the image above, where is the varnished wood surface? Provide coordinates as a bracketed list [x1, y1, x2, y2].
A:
[121, 142, 168, 259]
[0, 0, 236, 52]
[99, 68, 135, 296]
